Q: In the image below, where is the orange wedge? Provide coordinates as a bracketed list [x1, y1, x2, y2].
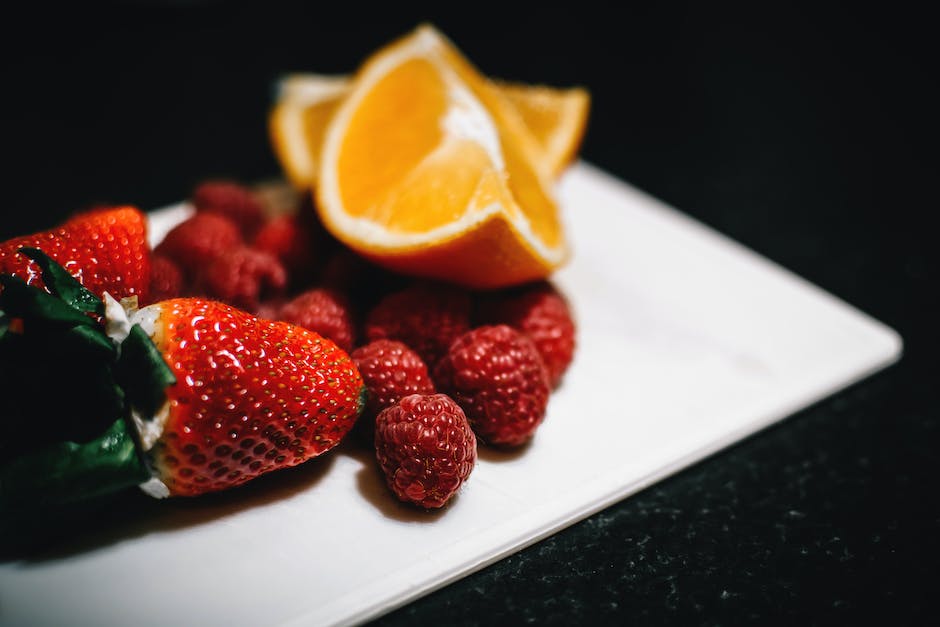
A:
[270, 72, 589, 189]
[268, 74, 349, 189]
[315, 25, 568, 289]
[497, 81, 590, 177]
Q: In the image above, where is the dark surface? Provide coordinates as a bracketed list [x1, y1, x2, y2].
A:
[2, 1, 937, 624]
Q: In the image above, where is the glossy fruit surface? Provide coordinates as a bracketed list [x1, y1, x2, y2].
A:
[148, 298, 364, 496]
[0, 206, 151, 302]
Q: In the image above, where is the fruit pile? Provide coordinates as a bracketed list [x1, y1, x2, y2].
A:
[0, 212, 364, 508]
[0, 188, 575, 512]
[0, 23, 587, 514]
[148, 177, 576, 508]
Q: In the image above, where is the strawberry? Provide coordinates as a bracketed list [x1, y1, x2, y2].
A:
[278, 287, 356, 353]
[351, 339, 435, 433]
[434, 324, 550, 446]
[479, 281, 576, 387]
[364, 282, 471, 368]
[0, 206, 151, 302]
[0, 251, 365, 508]
[137, 297, 363, 496]
[374, 393, 476, 508]
[192, 180, 265, 237]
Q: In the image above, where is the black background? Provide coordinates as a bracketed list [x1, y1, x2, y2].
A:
[2, 1, 937, 624]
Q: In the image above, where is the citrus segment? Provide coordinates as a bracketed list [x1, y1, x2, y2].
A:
[268, 75, 349, 189]
[315, 25, 568, 288]
[270, 72, 589, 188]
[499, 82, 590, 177]
[337, 58, 447, 221]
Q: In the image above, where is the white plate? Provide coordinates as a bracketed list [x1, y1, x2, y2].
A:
[0, 162, 901, 626]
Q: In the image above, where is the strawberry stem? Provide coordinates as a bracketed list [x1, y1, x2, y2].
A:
[0, 248, 175, 511]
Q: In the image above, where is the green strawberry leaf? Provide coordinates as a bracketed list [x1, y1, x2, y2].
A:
[0, 274, 97, 329]
[55, 322, 117, 360]
[18, 247, 104, 316]
[0, 328, 123, 451]
[0, 247, 163, 511]
[0, 415, 150, 511]
[116, 324, 176, 419]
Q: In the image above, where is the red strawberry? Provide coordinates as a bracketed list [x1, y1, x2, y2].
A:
[364, 282, 471, 368]
[351, 340, 435, 432]
[192, 180, 265, 237]
[278, 287, 356, 353]
[480, 282, 576, 387]
[434, 324, 550, 446]
[374, 393, 476, 508]
[135, 297, 364, 497]
[196, 245, 287, 312]
[154, 213, 242, 278]
[148, 255, 184, 303]
[0, 206, 151, 302]
[0, 254, 365, 509]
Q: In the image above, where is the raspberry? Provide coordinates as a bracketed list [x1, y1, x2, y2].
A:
[253, 214, 319, 288]
[364, 282, 471, 368]
[155, 213, 242, 278]
[435, 325, 550, 447]
[374, 393, 476, 509]
[319, 249, 409, 312]
[196, 245, 287, 311]
[277, 287, 356, 352]
[148, 255, 184, 304]
[254, 297, 287, 321]
[479, 281, 576, 387]
[351, 340, 435, 434]
[192, 180, 265, 237]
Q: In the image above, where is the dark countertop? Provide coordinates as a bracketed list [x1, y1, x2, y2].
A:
[2, 2, 936, 624]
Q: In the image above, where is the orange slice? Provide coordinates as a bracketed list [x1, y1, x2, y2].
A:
[315, 25, 568, 289]
[497, 81, 590, 177]
[268, 74, 349, 189]
[270, 72, 589, 188]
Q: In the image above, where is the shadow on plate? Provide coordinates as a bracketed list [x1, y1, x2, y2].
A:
[341, 442, 449, 523]
[1, 448, 339, 562]
[476, 438, 532, 462]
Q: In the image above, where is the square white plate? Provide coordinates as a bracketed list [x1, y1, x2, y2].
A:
[0, 162, 901, 626]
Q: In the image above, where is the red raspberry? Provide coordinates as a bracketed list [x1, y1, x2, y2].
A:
[374, 393, 476, 509]
[351, 340, 435, 433]
[148, 255, 184, 303]
[435, 325, 550, 447]
[155, 213, 242, 278]
[364, 283, 471, 368]
[196, 245, 287, 311]
[320, 250, 409, 312]
[253, 215, 317, 287]
[192, 180, 265, 237]
[480, 282, 576, 387]
[277, 287, 356, 352]
[254, 297, 287, 321]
